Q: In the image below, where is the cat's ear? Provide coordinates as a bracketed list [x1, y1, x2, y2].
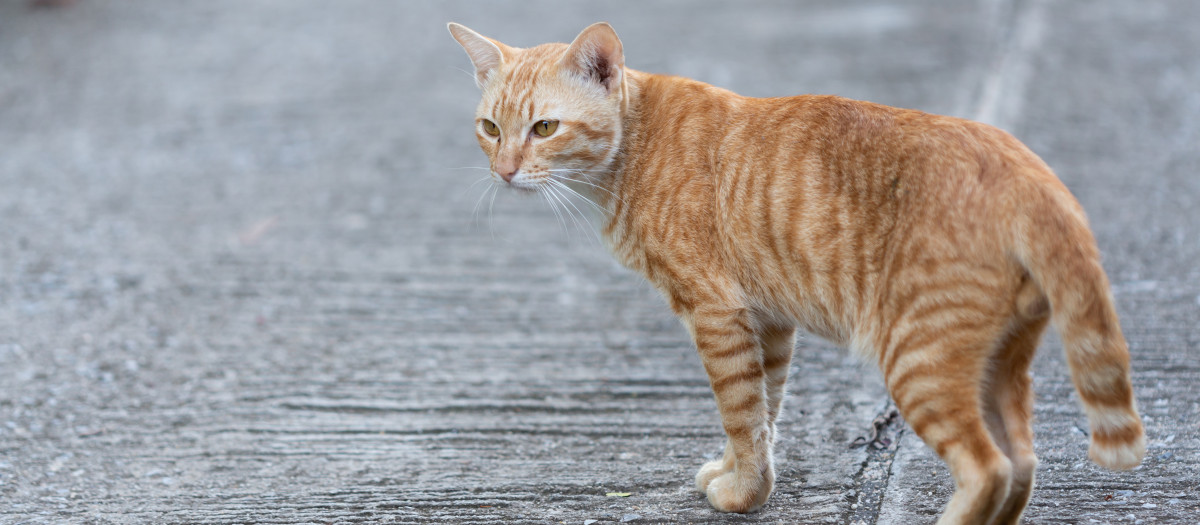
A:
[560, 22, 624, 94]
[447, 22, 510, 88]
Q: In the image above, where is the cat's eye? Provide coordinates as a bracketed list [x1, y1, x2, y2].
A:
[481, 119, 500, 137]
[533, 120, 559, 137]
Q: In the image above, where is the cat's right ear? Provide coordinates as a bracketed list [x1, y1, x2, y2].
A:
[447, 23, 508, 89]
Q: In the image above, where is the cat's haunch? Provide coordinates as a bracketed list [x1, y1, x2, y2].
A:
[450, 21, 1143, 524]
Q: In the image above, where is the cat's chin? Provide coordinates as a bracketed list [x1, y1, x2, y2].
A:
[505, 182, 541, 194]
[505, 176, 549, 194]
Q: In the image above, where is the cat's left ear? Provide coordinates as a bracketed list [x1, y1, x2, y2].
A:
[447, 22, 511, 89]
[561, 22, 624, 94]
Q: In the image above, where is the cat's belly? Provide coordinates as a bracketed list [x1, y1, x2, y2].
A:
[751, 284, 857, 347]
[795, 312, 848, 345]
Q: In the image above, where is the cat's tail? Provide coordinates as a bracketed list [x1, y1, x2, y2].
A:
[1010, 173, 1144, 470]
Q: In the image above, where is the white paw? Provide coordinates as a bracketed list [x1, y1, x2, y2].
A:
[704, 468, 773, 513]
[695, 458, 733, 492]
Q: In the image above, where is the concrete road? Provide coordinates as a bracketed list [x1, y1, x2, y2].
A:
[1, 1, 1197, 523]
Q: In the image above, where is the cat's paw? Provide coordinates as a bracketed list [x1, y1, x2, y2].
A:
[704, 469, 773, 513]
[695, 456, 734, 493]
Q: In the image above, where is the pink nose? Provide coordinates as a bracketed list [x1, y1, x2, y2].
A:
[495, 155, 521, 182]
[497, 167, 518, 182]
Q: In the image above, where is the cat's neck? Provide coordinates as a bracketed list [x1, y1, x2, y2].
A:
[595, 69, 649, 200]
[590, 69, 738, 221]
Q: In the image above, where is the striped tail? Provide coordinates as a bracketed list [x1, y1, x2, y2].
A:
[1011, 175, 1145, 470]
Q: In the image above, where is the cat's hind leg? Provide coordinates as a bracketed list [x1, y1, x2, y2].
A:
[884, 307, 1014, 525]
[985, 310, 1051, 524]
[688, 305, 773, 513]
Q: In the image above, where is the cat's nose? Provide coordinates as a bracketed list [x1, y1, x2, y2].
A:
[497, 167, 518, 182]
[495, 158, 520, 182]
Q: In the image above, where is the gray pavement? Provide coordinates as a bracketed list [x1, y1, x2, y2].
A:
[0, 1, 1197, 523]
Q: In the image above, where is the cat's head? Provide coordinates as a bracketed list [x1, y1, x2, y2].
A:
[448, 22, 627, 192]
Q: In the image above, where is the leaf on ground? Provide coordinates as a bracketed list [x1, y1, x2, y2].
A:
[605, 492, 632, 497]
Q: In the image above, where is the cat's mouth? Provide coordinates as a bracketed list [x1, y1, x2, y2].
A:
[502, 172, 548, 193]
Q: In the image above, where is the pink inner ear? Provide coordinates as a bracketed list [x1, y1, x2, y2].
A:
[566, 26, 623, 91]
[580, 46, 616, 89]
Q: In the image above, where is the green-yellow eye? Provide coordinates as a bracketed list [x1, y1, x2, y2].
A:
[481, 119, 499, 137]
[533, 120, 559, 137]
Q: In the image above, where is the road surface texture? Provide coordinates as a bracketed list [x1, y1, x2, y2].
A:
[1, 1, 1198, 523]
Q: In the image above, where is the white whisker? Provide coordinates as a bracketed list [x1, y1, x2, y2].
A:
[549, 173, 623, 204]
[538, 185, 569, 236]
[462, 175, 495, 197]
[487, 182, 499, 240]
[547, 167, 604, 175]
[545, 185, 576, 239]
[472, 181, 496, 226]
[548, 182, 600, 244]
[546, 183, 586, 240]
[550, 178, 607, 216]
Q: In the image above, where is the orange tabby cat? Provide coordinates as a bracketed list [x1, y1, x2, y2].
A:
[448, 21, 1144, 524]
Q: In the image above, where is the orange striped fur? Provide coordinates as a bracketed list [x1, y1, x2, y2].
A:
[449, 22, 1144, 523]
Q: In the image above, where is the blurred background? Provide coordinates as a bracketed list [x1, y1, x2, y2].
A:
[1, 1, 1197, 523]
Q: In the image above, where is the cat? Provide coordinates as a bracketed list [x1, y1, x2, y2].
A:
[448, 21, 1144, 524]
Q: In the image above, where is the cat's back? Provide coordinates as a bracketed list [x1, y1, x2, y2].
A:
[706, 92, 1055, 338]
[710, 91, 1056, 250]
[729, 93, 1049, 198]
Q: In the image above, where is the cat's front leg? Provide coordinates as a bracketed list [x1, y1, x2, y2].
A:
[687, 306, 774, 513]
[760, 325, 797, 440]
[694, 436, 735, 493]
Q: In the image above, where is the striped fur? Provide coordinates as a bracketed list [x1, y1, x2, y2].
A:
[449, 22, 1143, 523]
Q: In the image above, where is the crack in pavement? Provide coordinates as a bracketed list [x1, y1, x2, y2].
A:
[842, 400, 906, 525]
